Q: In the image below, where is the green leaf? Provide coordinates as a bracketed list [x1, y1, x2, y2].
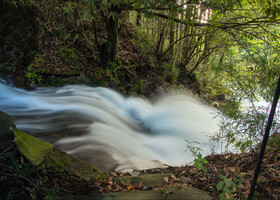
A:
[73, 34, 80, 42]
[64, 33, 71, 41]
[202, 158, 208, 164]
[223, 187, 231, 195]
[216, 181, 224, 191]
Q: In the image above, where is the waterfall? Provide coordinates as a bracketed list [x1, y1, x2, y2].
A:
[0, 80, 218, 172]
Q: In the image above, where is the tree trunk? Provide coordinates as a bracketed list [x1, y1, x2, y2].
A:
[169, 22, 175, 57]
[103, 16, 119, 67]
[94, 1, 120, 68]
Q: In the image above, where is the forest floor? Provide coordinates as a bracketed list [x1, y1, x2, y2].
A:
[96, 144, 280, 199]
[2, 141, 280, 200]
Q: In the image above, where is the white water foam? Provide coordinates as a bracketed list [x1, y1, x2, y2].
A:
[0, 80, 218, 172]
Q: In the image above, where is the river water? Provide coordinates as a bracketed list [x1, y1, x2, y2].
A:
[0, 80, 219, 172]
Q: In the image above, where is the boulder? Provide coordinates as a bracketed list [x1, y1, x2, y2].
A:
[105, 173, 212, 200]
[113, 173, 173, 188]
[0, 111, 15, 150]
[14, 129, 53, 166]
[103, 186, 211, 200]
[14, 129, 108, 185]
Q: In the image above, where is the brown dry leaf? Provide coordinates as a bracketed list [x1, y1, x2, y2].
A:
[108, 181, 113, 186]
[247, 170, 254, 176]
[164, 176, 169, 183]
[153, 187, 161, 191]
[237, 185, 245, 190]
[115, 184, 122, 191]
[171, 174, 179, 181]
[173, 183, 180, 187]
[109, 177, 113, 181]
[257, 175, 265, 182]
[137, 181, 143, 188]
[190, 168, 197, 174]
[212, 166, 218, 172]
[106, 185, 112, 191]
[96, 180, 108, 184]
[199, 177, 207, 181]
[228, 167, 235, 173]
[225, 193, 230, 199]
[110, 172, 118, 177]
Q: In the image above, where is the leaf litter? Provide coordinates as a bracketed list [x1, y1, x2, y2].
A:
[95, 145, 280, 199]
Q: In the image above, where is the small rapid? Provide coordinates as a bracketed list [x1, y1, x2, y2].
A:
[0, 80, 219, 172]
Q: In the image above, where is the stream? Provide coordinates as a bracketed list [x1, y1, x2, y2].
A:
[0, 80, 219, 172]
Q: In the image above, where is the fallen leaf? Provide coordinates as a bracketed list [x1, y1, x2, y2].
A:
[137, 181, 143, 188]
[96, 180, 108, 184]
[164, 176, 169, 183]
[110, 172, 118, 177]
[171, 174, 179, 181]
[128, 185, 133, 191]
[115, 184, 122, 191]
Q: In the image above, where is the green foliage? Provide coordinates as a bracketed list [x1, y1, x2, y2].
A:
[0, 151, 33, 177]
[194, 153, 208, 173]
[163, 63, 179, 84]
[185, 140, 208, 174]
[59, 47, 79, 66]
[216, 176, 236, 200]
[25, 57, 45, 85]
[63, 2, 77, 15]
[213, 101, 280, 153]
[216, 175, 244, 200]
[44, 188, 60, 200]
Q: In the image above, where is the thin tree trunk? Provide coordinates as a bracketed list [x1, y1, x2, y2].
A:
[103, 16, 119, 67]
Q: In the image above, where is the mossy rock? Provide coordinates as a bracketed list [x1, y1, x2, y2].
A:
[14, 129, 53, 166]
[113, 174, 173, 188]
[43, 147, 108, 181]
[103, 187, 212, 200]
[14, 129, 107, 183]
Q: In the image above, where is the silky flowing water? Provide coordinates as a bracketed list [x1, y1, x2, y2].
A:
[0, 80, 219, 172]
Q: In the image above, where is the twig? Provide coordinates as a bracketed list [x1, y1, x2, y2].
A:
[0, 172, 56, 191]
[0, 142, 15, 156]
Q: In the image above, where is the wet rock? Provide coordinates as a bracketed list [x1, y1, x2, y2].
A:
[103, 187, 211, 200]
